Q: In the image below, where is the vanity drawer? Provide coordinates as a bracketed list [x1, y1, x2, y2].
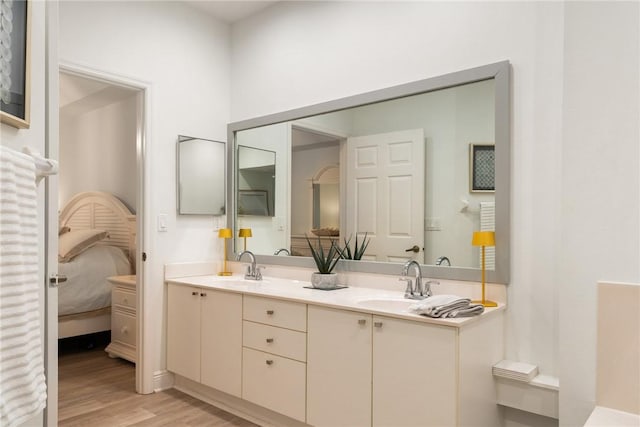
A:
[243, 321, 306, 362]
[243, 295, 307, 332]
[242, 347, 306, 422]
[112, 311, 136, 346]
[113, 289, 136, 311]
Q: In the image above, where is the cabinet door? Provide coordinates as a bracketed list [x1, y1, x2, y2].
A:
[200, 290, 242, 397]
[167, 284, 201, 382]
[307, 306, 372, 427]
[242, 347, 306, 422]
[373, 316, 457, 427]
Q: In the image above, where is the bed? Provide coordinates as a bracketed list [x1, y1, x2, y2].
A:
[57, 191, 136, 339]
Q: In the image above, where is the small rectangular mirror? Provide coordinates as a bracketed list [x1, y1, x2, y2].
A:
[177, 135, 226, 215]
[237, 145, 276, 217]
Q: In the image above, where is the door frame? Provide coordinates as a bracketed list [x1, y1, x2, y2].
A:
[56, 62, 153, 395]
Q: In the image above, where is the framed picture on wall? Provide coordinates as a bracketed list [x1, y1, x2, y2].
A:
[469, 144, 495, 192]
[1, 0, 31, 129]
[238, 190, 270, 216]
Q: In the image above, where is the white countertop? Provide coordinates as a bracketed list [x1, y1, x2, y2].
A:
[166, 274, 505, 328]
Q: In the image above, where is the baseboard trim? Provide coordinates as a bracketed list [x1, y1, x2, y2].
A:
[153, 370, 174, 392]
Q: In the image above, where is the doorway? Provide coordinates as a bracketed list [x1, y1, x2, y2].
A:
[55, 67, 147, 423]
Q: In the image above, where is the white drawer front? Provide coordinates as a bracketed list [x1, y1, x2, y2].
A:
[243, 321, 306, 362]
[112, 311, 136, 346]
[113, 289, 136, 310]
[242, 347, 306, 422]
[243, 295, 307, 332]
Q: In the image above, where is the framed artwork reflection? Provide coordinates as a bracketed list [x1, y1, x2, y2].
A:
[1, 0, 31, 129]
[470, 144, 495, 192]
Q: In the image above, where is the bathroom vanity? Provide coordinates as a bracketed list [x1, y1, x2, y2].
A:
[165, 274, 505, 427]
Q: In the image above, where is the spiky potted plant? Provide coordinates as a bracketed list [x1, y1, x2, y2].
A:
[305, 234, 341, 289]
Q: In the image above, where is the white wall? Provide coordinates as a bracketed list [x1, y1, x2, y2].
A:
[230, 2, 638, 425]
[59, 0, 231, 374]
[559, 2, 640, 425]
[60, 95, 138, 210]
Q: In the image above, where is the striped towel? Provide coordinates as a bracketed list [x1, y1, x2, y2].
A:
[409, 294, 484, 318]
[0, 146, 47, 427]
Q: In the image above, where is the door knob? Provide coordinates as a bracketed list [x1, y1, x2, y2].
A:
[405, 245, 420, 253]
[49, 274, 67, 287]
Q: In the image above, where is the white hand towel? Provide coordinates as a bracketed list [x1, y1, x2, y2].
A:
[409, 294, 484, 318]
[0, 146, 47, 427]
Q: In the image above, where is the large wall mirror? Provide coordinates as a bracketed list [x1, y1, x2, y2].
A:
[227, 61, 510, 283]
[177, 135, 226, 215]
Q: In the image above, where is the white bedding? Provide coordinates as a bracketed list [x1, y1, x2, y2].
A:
[58, 245, 131, 316]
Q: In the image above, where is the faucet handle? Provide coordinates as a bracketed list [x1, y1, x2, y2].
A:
[255, 266, 265, 280]
[399, 277, 413, 297]
[423, 280, 439, 297]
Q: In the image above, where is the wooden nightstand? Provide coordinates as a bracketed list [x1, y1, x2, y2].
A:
[105, 275, 137, 363]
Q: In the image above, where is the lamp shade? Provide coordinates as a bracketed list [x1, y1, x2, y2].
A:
[218, 228, 232, 239]
[238, 228, 253, 238]
[472, 231, 495, 247]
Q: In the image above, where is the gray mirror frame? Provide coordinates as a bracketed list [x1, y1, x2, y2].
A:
[227, 61, 510, 284]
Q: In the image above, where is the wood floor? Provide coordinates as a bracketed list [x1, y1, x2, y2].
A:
[58, 336, 258, 427]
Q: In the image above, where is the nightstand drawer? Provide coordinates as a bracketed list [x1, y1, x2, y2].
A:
[243, 321, 306, 362]
[113, 289, 136, 310]
[112, 311, 136, 346]
[243, 295, 307, 332]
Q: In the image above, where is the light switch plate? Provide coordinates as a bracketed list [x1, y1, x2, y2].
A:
[157, 214, 168, 232]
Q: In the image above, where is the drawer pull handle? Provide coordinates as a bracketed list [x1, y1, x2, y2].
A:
[123, 298, 128, 304]
[121, 326, 128, 334]
[358, 319, 366, 325]
[374, 321, 383, 328]
[191, 291, 198, 296]
[266, 310, 274, 315]
[266, 338, 274, 343]
[266, 360, 274, 365]
[200, 292, 207, 297]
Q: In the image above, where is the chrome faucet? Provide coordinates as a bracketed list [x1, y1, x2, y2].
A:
[400, 260, 433, 299]
[274, 248, 290, 256]
[435, 256, 451, 266]
[236, 250, 263, 280]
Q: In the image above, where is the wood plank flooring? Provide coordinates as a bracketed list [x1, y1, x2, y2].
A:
[58, 338, 258, 426]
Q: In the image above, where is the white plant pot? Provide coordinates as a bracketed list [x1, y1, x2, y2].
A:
[311, 272, 339, 289]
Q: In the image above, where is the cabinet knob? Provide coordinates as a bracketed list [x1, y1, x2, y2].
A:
[358, 319, 366, 325]
[266, 360, 274, 365]
[200, 292, 207, 297]
[266, 310, 274, 315]
[121, 326, 128, 334]
[266, 338, 274, 343]
[374, 321, 383, 328]
[191, 291, 198, 296]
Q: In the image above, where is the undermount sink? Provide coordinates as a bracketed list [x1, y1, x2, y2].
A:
[355, 298, 416, 312]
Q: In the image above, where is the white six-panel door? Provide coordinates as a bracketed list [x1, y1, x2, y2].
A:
[346, 129, 425, 262]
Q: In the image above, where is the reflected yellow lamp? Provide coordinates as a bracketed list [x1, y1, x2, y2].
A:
[472, 231, 497, 307]
[218, 228, 233, 276]
[238, 228, 252, 251]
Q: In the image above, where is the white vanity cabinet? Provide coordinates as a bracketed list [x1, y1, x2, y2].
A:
[166, 284, 242, 397]
[307, 306, 372, 427]
[307, 305, 502, 427]
[241, 295, 307, 422]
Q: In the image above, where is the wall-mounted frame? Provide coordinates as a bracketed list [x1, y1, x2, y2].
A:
[470, 144, 495, 192]
[0, 0, 31, 129]
[238, 190, 270, 216]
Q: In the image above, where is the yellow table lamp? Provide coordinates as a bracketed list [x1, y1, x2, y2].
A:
[218, 228, 233, 276]
[238, 228, 252, 251]
[472, 231, 497, 307]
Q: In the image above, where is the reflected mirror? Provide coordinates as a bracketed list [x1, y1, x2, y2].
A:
[228, 61, 510, 283]
[237, 145, 276, 217]
[177, 135, 225, 215]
